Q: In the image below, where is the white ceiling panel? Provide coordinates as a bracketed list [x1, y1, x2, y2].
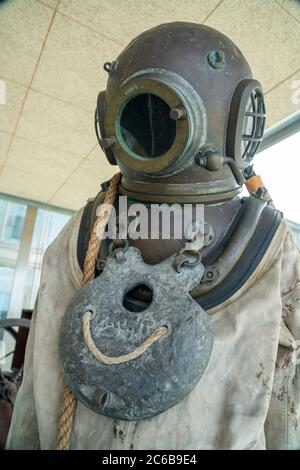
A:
[15, 90, 95, 156]
[277, 0, 300, 21]
[0, 78, 27, 135]
[0, 165, 61, 202]
[57, 0, 221, 46]
[265, 70, 300, 127]
[205, 0, 300, 92]
[0, 131, 11, 166]
[6, 136, 83, 183]
[32, 12, 121, 112]
[37, 0, 59, 8]
[50, 146, 116, 209]
[0, 0, 53, 86]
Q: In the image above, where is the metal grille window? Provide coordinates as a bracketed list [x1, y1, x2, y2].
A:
[241, 89, 266, 164]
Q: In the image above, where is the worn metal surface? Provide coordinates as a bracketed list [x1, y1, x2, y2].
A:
[226, 79, 265, 168]
[105, 71, 205, 176]
[92, 195, 243, 270]
[96, 22, 261, 204]
[119, 176, 242, 203]
[191, 194, 267, 296]
[60, 247, 213, 421]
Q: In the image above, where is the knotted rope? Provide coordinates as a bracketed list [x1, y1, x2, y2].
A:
[83, 310, 168, 365]
[56, 172, 121, 450]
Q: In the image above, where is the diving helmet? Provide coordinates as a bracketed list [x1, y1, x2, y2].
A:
[95, 22, 266, 203]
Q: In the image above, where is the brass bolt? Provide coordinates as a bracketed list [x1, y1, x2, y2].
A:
[100, 136, 117, 149]
[169, 106, 187, 120]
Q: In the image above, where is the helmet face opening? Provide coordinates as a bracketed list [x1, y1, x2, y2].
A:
[227, 79, 266, 169]
[119, 93, 176, 159]
[102, 71, 206, 176]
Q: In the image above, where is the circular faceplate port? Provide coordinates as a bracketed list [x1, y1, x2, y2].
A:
[105, 76, 190, 175]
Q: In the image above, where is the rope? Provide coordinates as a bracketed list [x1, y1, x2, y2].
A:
[56, 385, 77, 450]
[83, 311, 168, 365]
[83, 172, 122, 284]
[56, 172, 121, 450]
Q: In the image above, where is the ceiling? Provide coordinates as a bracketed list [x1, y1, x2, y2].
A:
[0, 0, 300, 211]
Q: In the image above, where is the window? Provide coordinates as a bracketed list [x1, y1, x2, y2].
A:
[243, 130, 300, 247]
[254, 131, 300, 224]
[0, 195, 72, 322]
[0, 199, 27, 321]
[23, 208, 71, 310]
[0, 200, 27, 245]
[0, 266, 14, 321]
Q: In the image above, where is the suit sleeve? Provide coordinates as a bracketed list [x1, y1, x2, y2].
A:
[265, 226, 300, 450]
[5, 298, 40, 450]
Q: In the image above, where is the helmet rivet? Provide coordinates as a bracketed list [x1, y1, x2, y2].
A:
[207, 50, 226, 71]
[169, 106, 187, 120]
[100, 136, 117, 150]
[103, 61, 118, 75]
